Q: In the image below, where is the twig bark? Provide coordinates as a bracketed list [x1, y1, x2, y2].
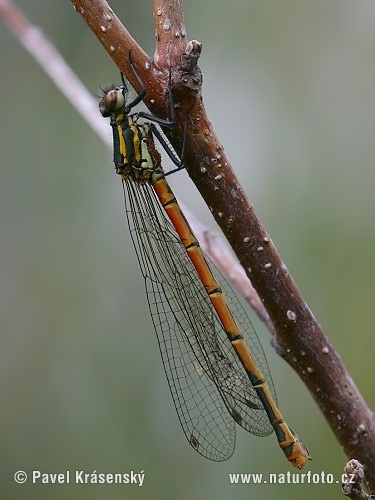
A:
[69, 0, 375, 483]
[342, 460, 374, 499]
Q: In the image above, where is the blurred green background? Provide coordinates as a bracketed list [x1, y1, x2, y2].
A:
[1, 1, 374, 499]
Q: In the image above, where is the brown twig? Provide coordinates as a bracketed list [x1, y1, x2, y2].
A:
[69, 0, 375, 483]
[342, 460, 374, 499]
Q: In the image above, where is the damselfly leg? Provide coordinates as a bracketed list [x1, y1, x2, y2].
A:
[128, 52, 187, 175]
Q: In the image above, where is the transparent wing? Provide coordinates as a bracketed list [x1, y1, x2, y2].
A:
[122, 179, 276, 461]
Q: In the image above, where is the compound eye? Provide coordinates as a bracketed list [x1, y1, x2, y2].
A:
[106, 88, 125, 111]
[99, 87, 125, 116]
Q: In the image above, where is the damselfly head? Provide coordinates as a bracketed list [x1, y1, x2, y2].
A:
[99, 85, 126, 117]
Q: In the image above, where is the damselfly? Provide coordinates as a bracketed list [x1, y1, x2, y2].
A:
[98, 56, 310, 468]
